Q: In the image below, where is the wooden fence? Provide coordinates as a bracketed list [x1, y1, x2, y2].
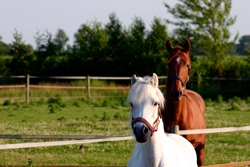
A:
[0, 75, 168, 102]
[2, 74, 250, 103]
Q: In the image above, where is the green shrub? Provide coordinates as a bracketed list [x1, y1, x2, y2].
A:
[113, 112, 122, 120]
[217, 95, 223, 104]
[228, 103, 240, 111]
[57, 116, 66, 121]
[73, 101, 82, 107]
[28, 157, 34, 167]
[233, 96, 241, 103]
[3, 99, 11, 106]
[22, 119, 28, 122]
[101, 112, 110, 121]
[48, 95, 66, 108]
[205, 98, 212, 106]
[49, 105, 56, 113]
[246, 97, 250, 104]
[102, 99, 111, 107]
[38, 97, 45, 104]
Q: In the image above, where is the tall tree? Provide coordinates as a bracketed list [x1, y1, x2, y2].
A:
[7, 29, 34, 75]
[73, 21, 107, 75]
[165, 0, 238, 76]
[146, 17, 169, 75]
[146, 17, 168, 55]
[33, 30, 58, 75]
[236, 35, 250, 55]
[53, 29, 69, 54]
[0, 36, 11, 56]
[130, 17, 147, 75]
[105, 13, 128, 76]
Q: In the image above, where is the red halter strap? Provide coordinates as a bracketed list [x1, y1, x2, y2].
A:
[131, 105, 162, 137]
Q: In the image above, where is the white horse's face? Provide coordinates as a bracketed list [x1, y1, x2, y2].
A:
[127, 73, 164, 143]
[129, 86, 159, 124]
[130, 89, 160, 143]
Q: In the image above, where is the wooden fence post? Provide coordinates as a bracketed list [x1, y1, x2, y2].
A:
[87, 75, 90, 101]
[171, 125, 179, 135]
[26, 74, 29, 103]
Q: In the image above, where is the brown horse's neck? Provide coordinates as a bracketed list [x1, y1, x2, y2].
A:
[165, 84, 187, 125]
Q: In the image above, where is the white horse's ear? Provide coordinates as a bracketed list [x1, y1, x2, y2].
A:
[151, 73, 158, 88]
[131, 74, 137, 86]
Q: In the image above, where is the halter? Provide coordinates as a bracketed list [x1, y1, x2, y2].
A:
[131, 104, 162, 137]
[168, 75, 189, 87]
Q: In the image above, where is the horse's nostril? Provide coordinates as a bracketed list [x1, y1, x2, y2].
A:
[143, 127, 148, 134]
[179, 91, 183, 96]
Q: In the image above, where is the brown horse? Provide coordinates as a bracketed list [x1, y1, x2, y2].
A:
[162, 39, 207, 166]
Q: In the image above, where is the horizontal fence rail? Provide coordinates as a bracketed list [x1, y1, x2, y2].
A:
[0, 135, 120, 140]
[29, 85, 87, 89]
[0, 85, 25, 88]
[2, 74, 250, 102]
[0, 136, 134, 150]
[178, 125, 250, 135]
[2, 75, 250, 80]
[0, 125, 249, 149]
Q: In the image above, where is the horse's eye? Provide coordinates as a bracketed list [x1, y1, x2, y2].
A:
[130, 103, 134, 107]
[153, 102, 158, 106]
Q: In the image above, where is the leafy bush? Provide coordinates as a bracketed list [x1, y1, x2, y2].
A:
[47, 95, 66, 112]
[204, 98, 213, 106]
[73, 101, 82, 107]
[228, 103, 240, 111]
[247, 97, 250, 104]
[113, 112, 122, 120]
[57, 116, 66, 121]
[101, 112, 110, 121]
[38, 97, 45, 104]
[3, 99, 11, 106]
[217, 95, 223, 104]
[233, 96, 242, 104]
[49, 104, 56, 113]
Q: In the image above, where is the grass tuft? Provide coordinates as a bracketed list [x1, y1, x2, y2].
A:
[3, 99, 11, 106]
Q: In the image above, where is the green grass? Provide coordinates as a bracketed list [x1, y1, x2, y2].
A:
[0, 96, 249, 166]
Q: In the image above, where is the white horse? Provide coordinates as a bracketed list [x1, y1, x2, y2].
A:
[127, 73, 197, 167]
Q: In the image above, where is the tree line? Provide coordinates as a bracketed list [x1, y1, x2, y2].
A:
[1, 0, 250, 78]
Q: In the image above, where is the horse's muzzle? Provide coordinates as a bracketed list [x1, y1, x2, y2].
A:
[132, 122, 152, 143]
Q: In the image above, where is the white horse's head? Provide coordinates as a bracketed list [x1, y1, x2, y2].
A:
[127, 73, 165, 143]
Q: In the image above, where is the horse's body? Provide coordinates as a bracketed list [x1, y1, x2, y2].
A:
[127, 73, 197, 167]
[162, 40, 207, 166]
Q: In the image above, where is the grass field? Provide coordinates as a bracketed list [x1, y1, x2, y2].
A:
[0, 94, 249, 166]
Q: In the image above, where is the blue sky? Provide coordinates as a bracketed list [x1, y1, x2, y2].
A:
[1, 0, 249, 47]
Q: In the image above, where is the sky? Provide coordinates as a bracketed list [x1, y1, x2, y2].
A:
[1, 0, 250, 47]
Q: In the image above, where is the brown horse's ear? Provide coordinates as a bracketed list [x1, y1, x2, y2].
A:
[166, 40, 173, 53]
[183, 39, 191, 53]
[131, 74, 137, 86]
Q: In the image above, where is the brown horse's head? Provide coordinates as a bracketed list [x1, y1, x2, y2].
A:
[166, 39, 191, 101]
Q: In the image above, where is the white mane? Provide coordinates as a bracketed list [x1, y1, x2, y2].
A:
[127, 76, 165, 110]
